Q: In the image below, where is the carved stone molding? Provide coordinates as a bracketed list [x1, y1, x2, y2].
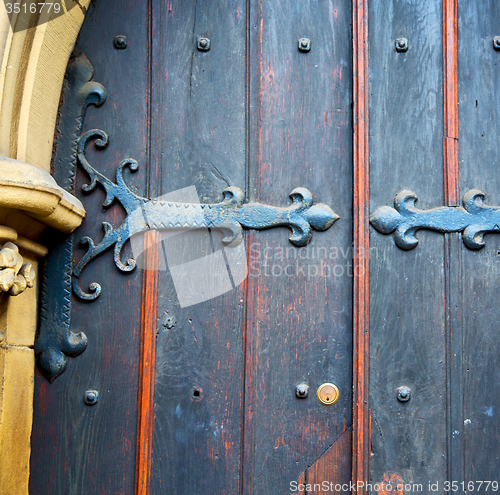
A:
[0, 1, 91, 172]
[0, 156, 85, 233]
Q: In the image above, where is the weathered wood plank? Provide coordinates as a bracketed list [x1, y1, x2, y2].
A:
[369, 0, 448, 484]
[244, 1, 353, 492]
[149, 1, 247, 494]
[30, 1, 150, 493]
[458, 0, 500, 482]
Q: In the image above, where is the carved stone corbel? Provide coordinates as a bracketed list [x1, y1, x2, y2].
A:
[0, 242, 35, 296]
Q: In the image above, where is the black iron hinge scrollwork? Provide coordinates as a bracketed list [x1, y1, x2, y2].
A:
[73, 129, 338, 300]
[36, 66, 338, 382]
[370, 189, 500, 249]
[35, 54, 106, 383]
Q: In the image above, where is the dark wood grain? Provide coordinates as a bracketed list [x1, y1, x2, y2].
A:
[369, 0, 448, 484]
[458, 0, 500, 484]
[306, 429, 352, 493]
[149, 2, 247, 494]
[243, 1, 353, 493]
[352, 0, 370, 489]
[30, 1, 150, 493]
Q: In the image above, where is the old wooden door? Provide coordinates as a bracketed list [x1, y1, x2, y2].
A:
[30, 1, 354, 493]
[30, 0, 500, 493]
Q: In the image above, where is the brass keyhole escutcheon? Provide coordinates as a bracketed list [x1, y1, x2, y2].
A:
[317, 383, 339, 406]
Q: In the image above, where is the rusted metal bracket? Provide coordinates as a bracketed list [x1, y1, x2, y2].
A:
[73, 129, 338, 300]
[370, 189, 500, 250]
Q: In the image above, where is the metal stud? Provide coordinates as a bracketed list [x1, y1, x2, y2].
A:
[84, 390, 99, 406]
[197, 37, 211, 52]
[395, 37, 408, 53]
[295, 383, 309, 399]
[298, 38, 311, 52]
[397, 386, 411, 402]
[113, 35, 128, 50]
[493, 36, 500, 51]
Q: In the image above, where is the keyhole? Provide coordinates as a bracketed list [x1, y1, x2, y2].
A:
[317, 383, 339, 406]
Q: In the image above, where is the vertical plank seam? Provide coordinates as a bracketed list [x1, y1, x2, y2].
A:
[442, 0, 463, 485]
[240, 0, 251, 491]
[352, 0, 370, 488]
[146, 0, 153, 199]
[241, 2, 262, 493]
[135, 231, 160, 495]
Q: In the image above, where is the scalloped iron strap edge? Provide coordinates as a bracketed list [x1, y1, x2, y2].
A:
[370, 189, 500, 250]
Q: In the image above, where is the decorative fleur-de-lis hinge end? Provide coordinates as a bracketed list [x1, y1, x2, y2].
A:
[370, 189, 500, 250]
[73, 129, 339, 300]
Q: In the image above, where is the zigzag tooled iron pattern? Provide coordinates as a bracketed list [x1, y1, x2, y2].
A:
[35, 235, 87, 382]
[370, 189, 500, 250]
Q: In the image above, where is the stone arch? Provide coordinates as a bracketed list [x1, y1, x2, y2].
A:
[0, 2, 89, 492]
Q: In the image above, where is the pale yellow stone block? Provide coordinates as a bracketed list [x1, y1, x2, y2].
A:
[0, 345, 34, 493]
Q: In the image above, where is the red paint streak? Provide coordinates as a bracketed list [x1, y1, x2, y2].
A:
[36, 378, 50, 415]
[241, 267, 257, 495]
[135, 231, 160, 495]
[236, 5, 240, 19]
[291, 472, 306, 495]
[352, 0, 370, 491]
[443, 0, 458, 205]
[377, 473, 404, 495]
